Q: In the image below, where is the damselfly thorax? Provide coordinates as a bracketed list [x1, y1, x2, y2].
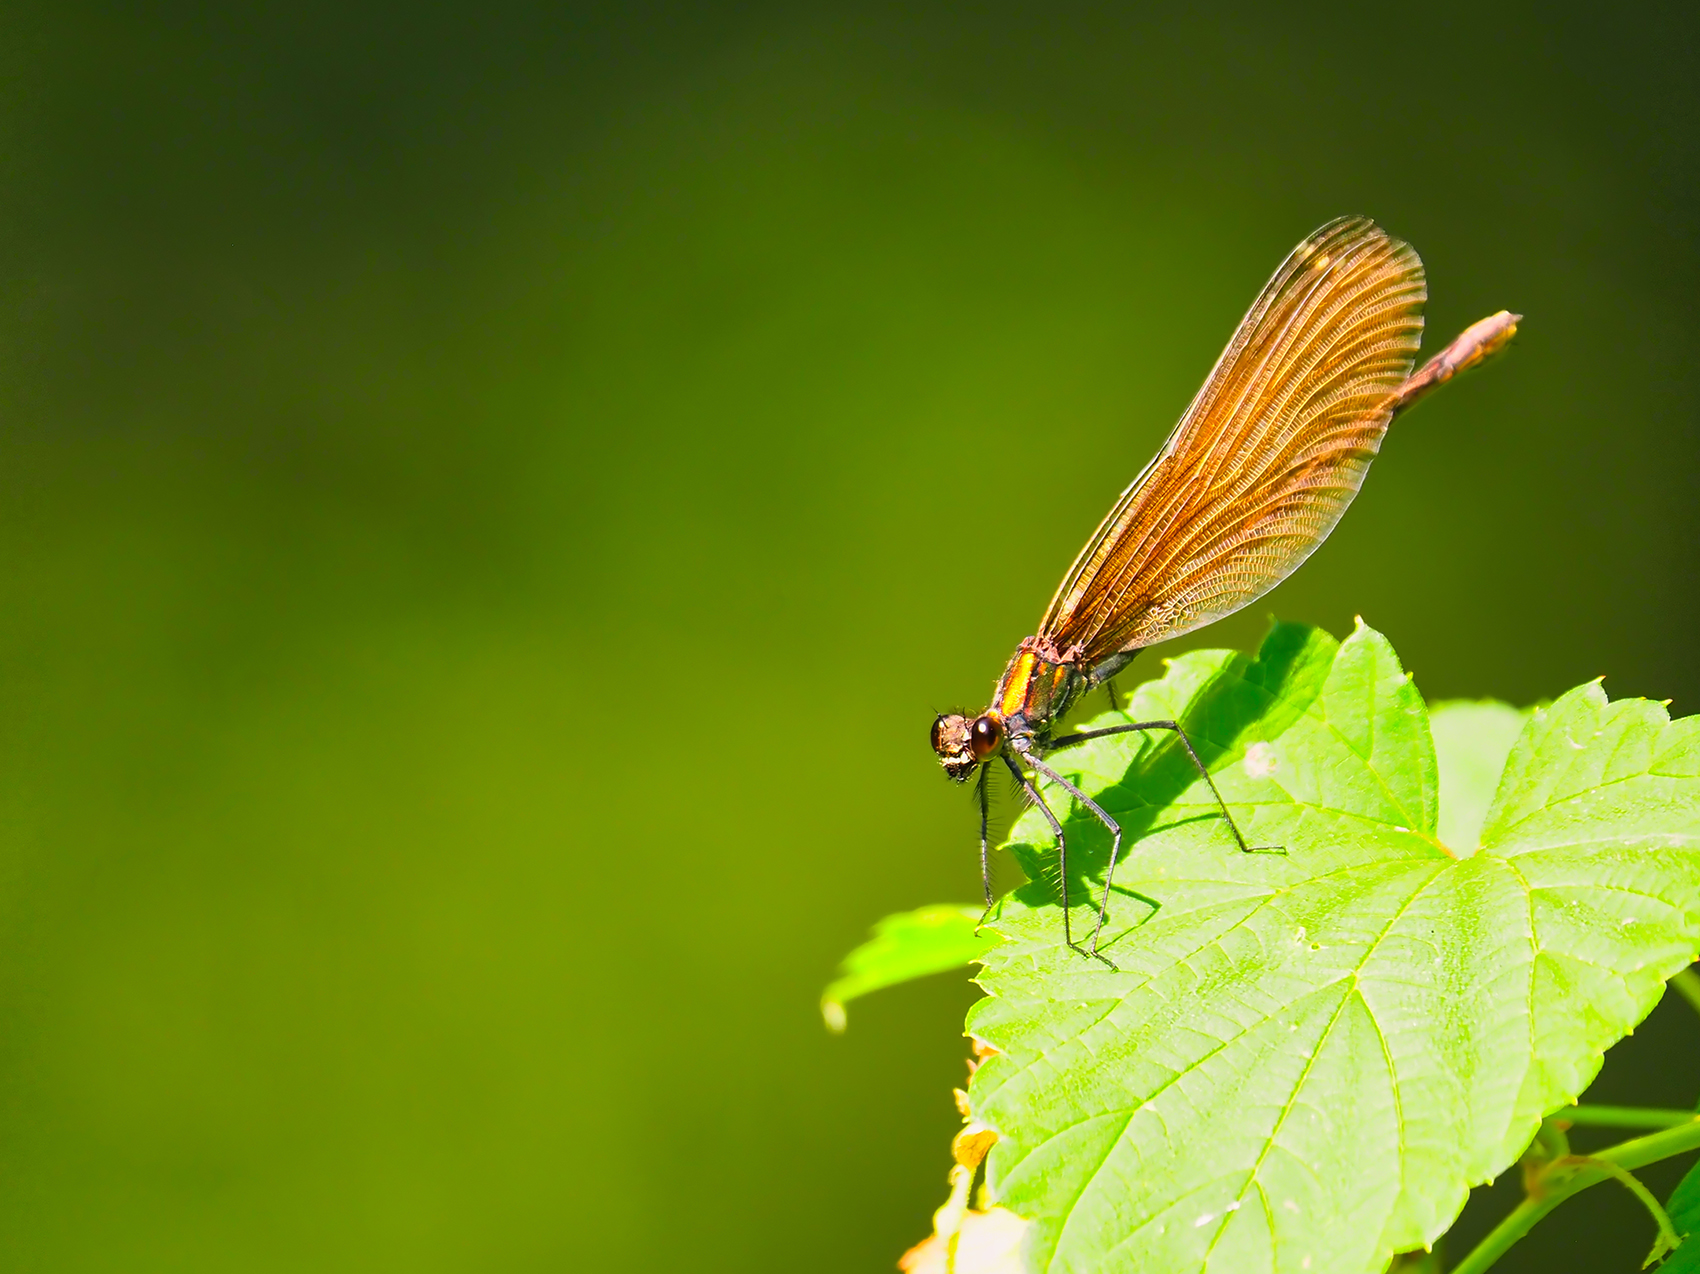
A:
[931, 639, 1129, 778]
[930, 216, 1521, 968]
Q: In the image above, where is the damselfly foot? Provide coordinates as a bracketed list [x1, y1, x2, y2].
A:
[1068, 939, 1118, 971]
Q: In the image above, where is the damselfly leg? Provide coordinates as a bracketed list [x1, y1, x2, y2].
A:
[974, 765, 993, 926]
[1000, 753, 1116, 969]
[1021, 749, 1132, 961]
[1049, 719, 1278, 856]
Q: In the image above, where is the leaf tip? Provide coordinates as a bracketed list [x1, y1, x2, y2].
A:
[821, 999, 847, 1033]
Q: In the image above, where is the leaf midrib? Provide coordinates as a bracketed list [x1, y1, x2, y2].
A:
[1191, 858, 1444, 1273]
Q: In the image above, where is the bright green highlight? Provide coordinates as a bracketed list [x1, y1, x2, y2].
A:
[820, 905, 996, 1031]
[967, 621, 1700, 1274]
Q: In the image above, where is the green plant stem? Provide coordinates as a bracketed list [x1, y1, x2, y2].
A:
[1581, 1157, 1683, 1264]
[1531, 1119, 1569, 1161]
[1450, 1119, 1700, 1274]
[1558, 1105, 1699, 1129]
[1669, 966, 1700, 1019]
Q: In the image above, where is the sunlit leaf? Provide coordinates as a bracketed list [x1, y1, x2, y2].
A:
[968, 621, 1700, 1274]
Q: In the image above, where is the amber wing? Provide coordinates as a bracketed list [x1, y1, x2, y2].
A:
[1038, 216, 1426, 666]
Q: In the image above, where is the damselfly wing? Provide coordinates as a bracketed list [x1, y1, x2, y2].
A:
[930, 216, 1519, 965]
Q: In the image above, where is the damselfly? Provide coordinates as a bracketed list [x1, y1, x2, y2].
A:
[930, 216, 1519, 965]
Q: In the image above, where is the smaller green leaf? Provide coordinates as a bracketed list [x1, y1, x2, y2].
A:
[1662, 1156, 1700, 1270]
[1429, 699, 1534, 852]
[821, 905, 996, 1032]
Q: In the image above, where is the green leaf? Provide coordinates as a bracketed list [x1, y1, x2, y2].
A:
[1429, 699, 1534, 852]
[821, 905, 996, 1032]
[1662, 1155, 1700, 1270]
[967, 620, 1700, 1274]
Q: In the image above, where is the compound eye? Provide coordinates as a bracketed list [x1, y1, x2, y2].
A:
[970, 715, 1003, 759]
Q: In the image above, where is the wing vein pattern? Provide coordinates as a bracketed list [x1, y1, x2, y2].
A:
[1038, 216, 1426, 665]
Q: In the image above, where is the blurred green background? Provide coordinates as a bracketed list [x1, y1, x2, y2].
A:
[0, 1, 1696, 1269]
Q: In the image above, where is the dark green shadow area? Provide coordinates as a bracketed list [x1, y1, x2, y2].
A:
[1005, 621, 1334, 910]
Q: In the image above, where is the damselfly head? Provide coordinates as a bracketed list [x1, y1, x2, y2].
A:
[931, 710, 1004, 782]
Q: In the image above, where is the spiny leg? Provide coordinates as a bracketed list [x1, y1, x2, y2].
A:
[1002, 753, 1116, 969]
[1022, 752, 1125, 959]
[1049, 719, 1277, 854]
[1104, 677, 1121, 713]
[974, 763, 994, 928]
